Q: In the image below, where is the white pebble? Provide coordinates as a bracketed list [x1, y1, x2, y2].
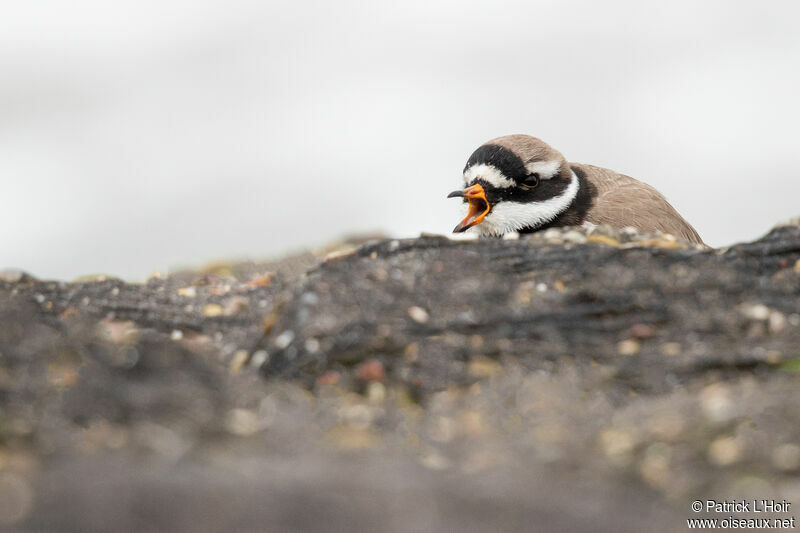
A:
[305, 338, 320, 353]
[178, 286, 197, 298]
[742, 304, 770, 321]
[562, 231, 587, 243]
[542, 228, 562, 240]
[275, 330, 295, 349]
[769, 311, 787, 333]
[250, 350, 269, 367]
[408, 306, 429, 323]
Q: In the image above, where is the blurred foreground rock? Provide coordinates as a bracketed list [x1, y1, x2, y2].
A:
[1, 223, 800, 532]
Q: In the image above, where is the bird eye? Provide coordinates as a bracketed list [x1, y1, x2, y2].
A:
[521, 173, 539, 189]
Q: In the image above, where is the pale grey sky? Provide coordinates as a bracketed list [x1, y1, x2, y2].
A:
[2, 0, 799, 279]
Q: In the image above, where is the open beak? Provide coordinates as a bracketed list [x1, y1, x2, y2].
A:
[447, 183, 490, 233]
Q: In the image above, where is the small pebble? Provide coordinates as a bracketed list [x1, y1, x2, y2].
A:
[600, 429, 635, 464]
[300, 292, 319, 305]
[170, 329, 183, 341]
[542, 228, 562, 240]
[562, 231, 587, 244]
[245, 274, 273, 288]
[323, 249, 353, 261]
[250, 350, 269, 367]
[366, 382, 386, 403]
[708, 436, 740, 466]
[639, 443, 673, 490]
[769, 311, 787, 333]
[210, 284, 232, 296]
[742, 304, 770, 321]
[177, 286, 197, 298]
[630, 324, 656, 339]
[355, 359, 385, 382]
[633, 237, 685, 250]
[225, 409, 262, 436]
[229, 350, 249, 375]
[408, 306, 429, 324]
[700, 383, 734, 422]
[586, 235, 621, 247]
[274, 330, 295, 349]
[617, 339, 640, 356]
[304, 338, 320, 353]
[203, 304, 223, 317]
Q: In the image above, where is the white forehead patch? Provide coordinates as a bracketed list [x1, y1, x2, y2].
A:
[473, 171, 580, 236]
[463, 164, 515, 189]
[525, 160, 562, 179]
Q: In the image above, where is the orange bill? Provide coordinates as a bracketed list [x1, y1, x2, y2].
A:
[447, 183, 490, 233]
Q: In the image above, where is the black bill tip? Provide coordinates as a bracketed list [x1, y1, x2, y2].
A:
[452, 223, 468, 233]
[447, 190, 464, 199]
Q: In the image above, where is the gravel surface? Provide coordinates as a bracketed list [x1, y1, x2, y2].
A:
[1, 222, 800, 531]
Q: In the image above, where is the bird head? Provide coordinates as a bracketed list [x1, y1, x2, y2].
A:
[448, 135, 579, 236]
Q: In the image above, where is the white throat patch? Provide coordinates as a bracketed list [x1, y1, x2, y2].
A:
[474, 171, 580, 236]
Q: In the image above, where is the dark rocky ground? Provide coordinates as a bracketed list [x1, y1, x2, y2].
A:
[1, 222, 800, 532]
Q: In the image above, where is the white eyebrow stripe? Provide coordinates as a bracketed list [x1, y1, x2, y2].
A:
[525, 160, 562, 179]
[463, 164, 515, 189]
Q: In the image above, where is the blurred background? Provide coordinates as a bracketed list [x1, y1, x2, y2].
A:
[1, 0, 798, 280]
